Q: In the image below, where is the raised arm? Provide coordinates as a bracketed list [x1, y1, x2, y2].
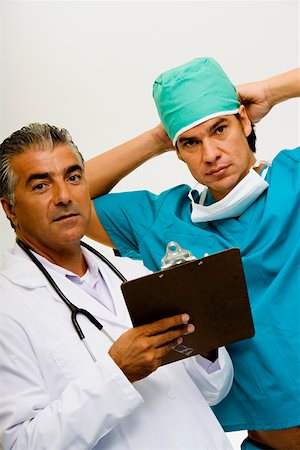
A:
[85, 123, 173, 199]
[237, 67, 300, 123]
[85, 123, 173, 247]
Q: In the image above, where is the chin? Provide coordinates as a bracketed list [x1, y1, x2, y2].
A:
[57, 231, 85, 245]
[211, 180, 234, 194]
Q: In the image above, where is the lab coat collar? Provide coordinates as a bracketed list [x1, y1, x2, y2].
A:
[46, 262, 132, 329]
[1, 245, 49, 289]
[1, 244, 132, 329]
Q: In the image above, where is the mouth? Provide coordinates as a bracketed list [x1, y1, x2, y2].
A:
[206, 165, 230, 176]
[53, 213, 79, 222]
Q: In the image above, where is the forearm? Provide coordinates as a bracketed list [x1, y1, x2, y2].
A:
[237, 67, 300, 123]
[266, 68, 300, 107]
[86, 125, 173, 199]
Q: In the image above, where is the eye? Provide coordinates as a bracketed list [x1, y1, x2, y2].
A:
[68, 173, 82, 183]
[32, 183, 47, 191]
[183, 139, 198, 148]
[215, 125, 226, 135]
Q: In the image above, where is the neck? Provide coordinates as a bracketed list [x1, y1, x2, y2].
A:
[16, 237, 88, 276]
[254, 162, 267, 174]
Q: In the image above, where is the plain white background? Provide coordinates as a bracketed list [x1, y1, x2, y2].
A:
[0, 1, 299, 448]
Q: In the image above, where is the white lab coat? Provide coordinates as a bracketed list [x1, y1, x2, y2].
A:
[0, 246, 233, 450]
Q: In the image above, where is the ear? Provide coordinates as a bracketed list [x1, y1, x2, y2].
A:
[1, 198, 17, 227]
[176, 148, 185, 162]
[238, 105, 252, 138]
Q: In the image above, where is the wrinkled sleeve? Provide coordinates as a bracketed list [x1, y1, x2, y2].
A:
[0, 314, 143, 450]
[93, 190, 159, 259]
[183, 347, 233, 406]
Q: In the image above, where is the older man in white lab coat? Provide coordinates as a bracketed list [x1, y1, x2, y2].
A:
[0, 123, 233, 450]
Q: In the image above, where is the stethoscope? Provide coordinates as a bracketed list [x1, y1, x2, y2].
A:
[16, 239, 127, 362]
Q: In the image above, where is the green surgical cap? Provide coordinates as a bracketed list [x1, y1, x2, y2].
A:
[153, 57, 240, 145]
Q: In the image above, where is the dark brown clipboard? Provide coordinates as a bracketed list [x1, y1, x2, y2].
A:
[121, 248, 254, 365]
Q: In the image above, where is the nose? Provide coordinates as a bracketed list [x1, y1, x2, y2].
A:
[202, 140, 221, 164]
[52, 181, 72, 206]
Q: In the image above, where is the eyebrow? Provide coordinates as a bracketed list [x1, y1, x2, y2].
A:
[178, 136, 195, 144]
[25, 164, 83, 187]
[178, 117, 229, 144]
[65, 164, 83, 176]
[207, 117, 228, 134]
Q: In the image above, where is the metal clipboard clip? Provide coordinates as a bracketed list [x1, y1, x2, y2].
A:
[161, 241, 196, 269]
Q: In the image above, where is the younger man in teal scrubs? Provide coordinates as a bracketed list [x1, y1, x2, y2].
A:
[86, 59, 300, 449]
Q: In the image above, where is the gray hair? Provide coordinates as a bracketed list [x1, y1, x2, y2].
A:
[0, 123, 84, 205]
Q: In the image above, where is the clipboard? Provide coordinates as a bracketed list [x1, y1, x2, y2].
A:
[121, 248, 254, 365]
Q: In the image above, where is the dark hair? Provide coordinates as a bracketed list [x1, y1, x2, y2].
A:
[235, 113, 257, 153]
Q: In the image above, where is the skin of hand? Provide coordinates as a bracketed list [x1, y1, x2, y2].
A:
[108, 313, 195, 382]
[237, 68, 300, 124]
[150, 123, 174, 152]
[236, 80, 272, 124]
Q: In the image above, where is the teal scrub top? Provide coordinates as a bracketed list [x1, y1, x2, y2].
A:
[94, 148, 300, 431]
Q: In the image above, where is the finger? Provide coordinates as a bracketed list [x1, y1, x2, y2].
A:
[152, 323, 195, 348]
[144, 314, 190, 336]
[155, 336, 186, 359]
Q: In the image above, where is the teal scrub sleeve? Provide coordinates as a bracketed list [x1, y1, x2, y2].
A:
[93, 190, 162, 260]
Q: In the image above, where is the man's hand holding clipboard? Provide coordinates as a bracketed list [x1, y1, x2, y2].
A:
[121, 247, 255, 365]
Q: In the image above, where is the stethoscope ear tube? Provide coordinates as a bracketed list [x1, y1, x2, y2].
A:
[16, 239, 79, 311]
[80, 241, 127, 282]
[16, 239, 121, 360]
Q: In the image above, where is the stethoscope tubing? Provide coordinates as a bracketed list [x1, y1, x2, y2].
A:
[16, 239, 127, 361]
[80, 241, 127, 283]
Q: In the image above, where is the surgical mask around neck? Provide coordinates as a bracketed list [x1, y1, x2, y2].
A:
[188, 161, 270, 222]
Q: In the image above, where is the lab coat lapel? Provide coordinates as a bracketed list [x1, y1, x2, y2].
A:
[2, 246, 132, 328]
[1, 250, 49, 289]
[95, 257, 133, 326]
[44, 262, 132, 329]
